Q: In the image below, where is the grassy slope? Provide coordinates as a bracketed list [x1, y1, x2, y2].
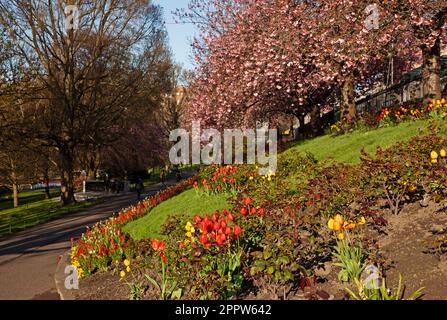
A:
[283, 119, 431, 164]
[123, 188, 231, 240]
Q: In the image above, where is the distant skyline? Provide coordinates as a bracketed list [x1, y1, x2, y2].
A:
[153, 0, 197, 70]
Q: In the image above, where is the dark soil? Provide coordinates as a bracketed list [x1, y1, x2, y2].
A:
[378, 201, 447, 300]
[74, 271, 129, 300]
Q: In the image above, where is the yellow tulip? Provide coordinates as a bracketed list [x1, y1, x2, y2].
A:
[120, 271, 126, 278]
[440, 149, 446, 157]
[126, 266, 131, 273]
[190, 227, 195, 233]
[337, 233, 345, 241]
[328, 218, 335, 230]
[345, 223, 356, 230]
[358, 216, 366, 225]
[249, 176, 254, 180]
[334, 214, 344, 225]
[333, 221, 342, 231]
[124, 259, 130, 267]
[186, 232, 192, 238]
[431, 151, 439, 160]
[431, 159, 438, 164]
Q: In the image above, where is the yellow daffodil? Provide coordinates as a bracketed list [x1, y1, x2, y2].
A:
[126, 266, 131, 273]
[337, 233, 345, 241]
[440, 149, 446, 157]
[185, 222, 192, 231]
[186, 231, 192, 238]
[124, 259, 130, 267]
[120, 271, 126, 278]
[190, 227, 195, 233]
[249, 176, 254, 180]
[431, 159, 438, 164]
[431, 151, 439, 160]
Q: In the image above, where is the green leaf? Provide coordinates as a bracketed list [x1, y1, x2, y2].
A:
[263, 251, 273, 260]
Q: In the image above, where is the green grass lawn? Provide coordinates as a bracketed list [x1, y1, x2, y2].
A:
[0, 197, 99, 238]
[0, 189, 59, 210]
[123, 188, 231, 240]
[283, 119, 436, 164]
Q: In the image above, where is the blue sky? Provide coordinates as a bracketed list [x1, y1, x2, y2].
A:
[153, 0, 198, 70]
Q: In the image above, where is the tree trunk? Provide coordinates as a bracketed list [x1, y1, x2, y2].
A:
[296, 113, 306, 137]
[309, 104, 322, 137]
[421, 36, 442, 102]
[44, 176, 51, 199]
[339, 75, 357, 126]
[10, 159, 19, 208]
[12, 182, 18, 208]
[59, 146, 76, 205]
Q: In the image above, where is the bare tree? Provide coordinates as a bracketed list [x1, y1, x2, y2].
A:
[0, 0, 171, 204]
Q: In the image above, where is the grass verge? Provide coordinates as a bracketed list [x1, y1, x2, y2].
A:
[123, 188, 231, 240]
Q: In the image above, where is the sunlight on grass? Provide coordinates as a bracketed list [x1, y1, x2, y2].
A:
[0, 198, 98, 237]
[123, 188, 231, 240]
[284, 119, 431, 164]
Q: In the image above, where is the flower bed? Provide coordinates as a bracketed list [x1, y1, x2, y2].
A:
[71, 177, 197, 277]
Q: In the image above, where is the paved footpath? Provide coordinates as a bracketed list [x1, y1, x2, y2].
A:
[0, 179, 181, 300]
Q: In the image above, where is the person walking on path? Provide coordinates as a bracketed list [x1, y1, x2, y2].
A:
[136, 178, 144, 200]
[160, 169, 166, 187]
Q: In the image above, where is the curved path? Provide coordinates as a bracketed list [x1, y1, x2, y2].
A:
[0, 180, 181, 300]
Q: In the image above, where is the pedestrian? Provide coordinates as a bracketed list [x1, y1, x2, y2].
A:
[160, 169, 166, 187]
[136, 178, 144, 200]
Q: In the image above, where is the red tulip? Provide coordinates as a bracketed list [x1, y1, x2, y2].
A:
[250, 207, 257, 215]
[243, 197, 252, 205]
[200, 221, 207, 233]
[160, 252, 167, 263]
[216, 233, 226, 245]
[220, 218, 227, 228]
[212, 212, 219, 222]
[151, 239, 160, 251]
[240, 207, 248, 215]
[225, 226, 232, 235]
[234, 225, 242, 236]
[151, 239, 165, 252]
[194, 215, 202, 223]
[199, 234, 209, 244]
[228, 212, 234, 221]
[213, 222, 220, 231]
